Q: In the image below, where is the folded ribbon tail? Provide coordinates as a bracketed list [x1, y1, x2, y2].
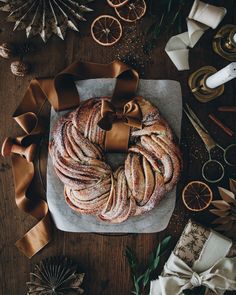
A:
[202, 257, 236, 294]
[3, 79, 54, 258]
[165, 0, 226, 71]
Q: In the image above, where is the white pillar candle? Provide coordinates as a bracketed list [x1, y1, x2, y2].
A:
[233, 33, 236, 43]
[206, 62, 236, 89]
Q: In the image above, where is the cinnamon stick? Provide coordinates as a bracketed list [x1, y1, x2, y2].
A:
[208, 114, 234, 137]
[218, 106, 236, 113]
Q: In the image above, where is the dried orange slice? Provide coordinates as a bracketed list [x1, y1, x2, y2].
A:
[115, 0, 146, 22]
[182, 181, 213, 212]
[107, 0, 128, 7]
[91, 15, 122, 46]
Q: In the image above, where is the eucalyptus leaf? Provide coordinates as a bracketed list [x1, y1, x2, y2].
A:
[125, 236, 172, 295]
[167, 0, 172, 13]
[155, 244, 161, 257]
[145, 0, 188, 51]
[160, 235, 172, 252]
[143, 269, 151, 287]
[134, 280, 140, 293]
[137, 274, 145, 283]
[148, 252, 155, 265]
[153, 256, 160, 269]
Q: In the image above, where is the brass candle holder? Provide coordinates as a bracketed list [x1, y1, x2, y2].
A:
[188, 66, 224, 103]
[213, 24, 236, 61]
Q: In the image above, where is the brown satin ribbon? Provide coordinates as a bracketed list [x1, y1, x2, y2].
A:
[98, 99, 142, 152]
[52, 60, 139, 111]
[10, 79, 53, 258]
[98, 99, 142, 131]
[53, 60, 140, 152]
[2, 60, 139, 258]
[12, 154, 52, 258]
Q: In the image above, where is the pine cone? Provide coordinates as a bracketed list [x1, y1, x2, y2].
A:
[210, 179, 236, 238]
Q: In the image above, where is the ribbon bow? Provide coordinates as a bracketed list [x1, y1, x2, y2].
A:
[97, 99, 142, 131]
[150, 254, 236, 295]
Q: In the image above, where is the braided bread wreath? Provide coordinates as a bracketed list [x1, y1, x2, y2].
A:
[49, 95, 182, 224]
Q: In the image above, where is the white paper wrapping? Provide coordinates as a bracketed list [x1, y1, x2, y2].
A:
[46, 78, 182, 233]
[150, 229, 233, 295]
[165, 0, 226, 71]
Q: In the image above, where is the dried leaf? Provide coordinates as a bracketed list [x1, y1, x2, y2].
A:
[230, 179, 236, 195]
[211, 179, 236, 237]
[211, 200, 230, 210]
[212, 216, 232, 225]
[210, 209, 229, 217]
[215, 221, 233, 232]
[218, 187, 236, 204]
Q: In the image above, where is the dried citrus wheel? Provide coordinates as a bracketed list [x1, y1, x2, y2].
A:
[91, 15, 122, 46]
[115, 0, 146, 22]
[182, 181, 213, 212]
[107, 0, 129, 8]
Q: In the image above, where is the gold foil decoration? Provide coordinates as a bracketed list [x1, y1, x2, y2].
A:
[0, 0, 94, 42]
[27, 256, 85, 294]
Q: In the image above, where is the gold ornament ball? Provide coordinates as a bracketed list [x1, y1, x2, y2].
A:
[10, 61, 30, 77]
[0, 42, 15, 59]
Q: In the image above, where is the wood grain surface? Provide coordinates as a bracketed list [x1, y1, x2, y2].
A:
[0, 1, 235, 295]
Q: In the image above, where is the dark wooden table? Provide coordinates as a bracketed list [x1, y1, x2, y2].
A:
[0, 1, 235, 294]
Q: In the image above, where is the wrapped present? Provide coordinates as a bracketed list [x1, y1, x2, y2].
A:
[150, 220, 236, 295]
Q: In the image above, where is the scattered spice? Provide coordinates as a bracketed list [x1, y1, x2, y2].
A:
[113, 21, 152, 76]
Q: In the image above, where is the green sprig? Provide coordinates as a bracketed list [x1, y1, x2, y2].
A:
[144, 0, 189, 52]
[126, 235, 206, 295]
[125, 236, 172, 295]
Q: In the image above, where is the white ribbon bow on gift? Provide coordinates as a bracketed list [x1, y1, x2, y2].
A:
[150, 254, 236, 295]
[165, 0, 227, 71]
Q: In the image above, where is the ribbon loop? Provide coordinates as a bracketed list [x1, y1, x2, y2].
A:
[98, 99, 142, 131]
[150, 253, 236, 295]
[98, 98, 142, 152]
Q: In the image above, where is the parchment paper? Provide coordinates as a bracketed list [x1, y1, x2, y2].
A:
[47, 79, 182, 233]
